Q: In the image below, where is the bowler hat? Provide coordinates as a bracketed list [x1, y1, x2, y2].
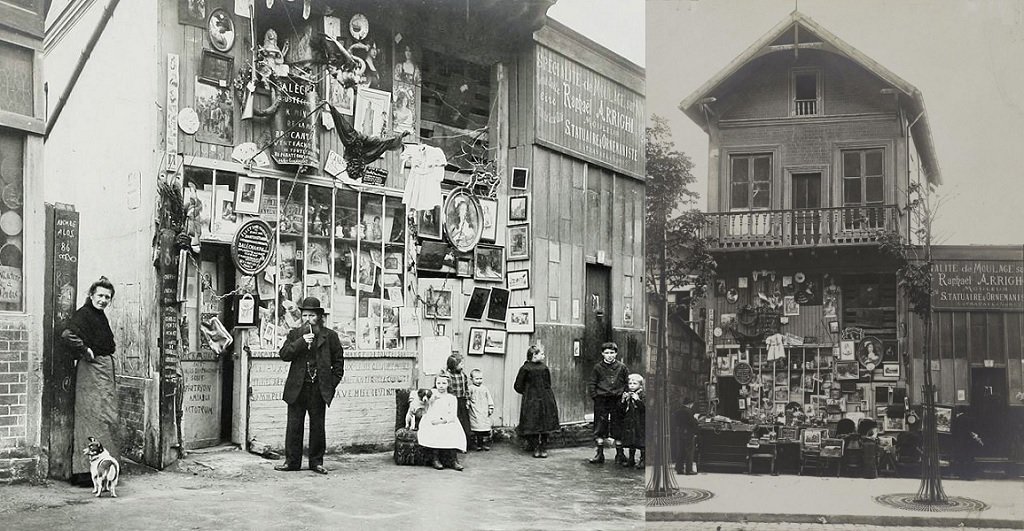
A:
[297, 296, 327, 315]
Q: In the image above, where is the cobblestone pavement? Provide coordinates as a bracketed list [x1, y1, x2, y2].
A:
[647, 523, 1011, 531]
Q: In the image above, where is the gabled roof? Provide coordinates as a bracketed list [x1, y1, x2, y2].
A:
[680, 11, 941, 185]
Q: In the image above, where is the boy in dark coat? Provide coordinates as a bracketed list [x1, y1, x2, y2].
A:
[672, 396, 700, 475]
[275, 297, 345, 474]
[587, 342, 629, 464]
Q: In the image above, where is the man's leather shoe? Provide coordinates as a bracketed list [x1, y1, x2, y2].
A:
[274, 463, 300, 471]
[311, 465, 328, 475]
[451, 461, 464, 471]
[432, 459, 444, 470]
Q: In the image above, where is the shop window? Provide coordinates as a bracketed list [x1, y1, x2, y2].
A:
[183, 168, 407, 352]
[0, 41, 34, 116]
[419, 48, 491, 168]
[0, 129, 24, 311]
[729, 154, 772, 210]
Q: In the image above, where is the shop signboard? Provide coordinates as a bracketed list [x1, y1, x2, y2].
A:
[535, 46, 644, 179]
[272, 75, 320, 167]
[232, 219, 275, 276]
[931, 259, 1024, 311]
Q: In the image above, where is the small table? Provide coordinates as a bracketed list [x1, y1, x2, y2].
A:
[747, 440, 778, 475]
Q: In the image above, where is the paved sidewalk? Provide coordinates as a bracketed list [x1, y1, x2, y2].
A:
[645, 469, 1024, 529]
[648, 523, 1014, 530]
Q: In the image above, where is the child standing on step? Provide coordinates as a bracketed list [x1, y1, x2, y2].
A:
[467, 368, 494, 451]
[619, 373, 645, 469]
[588, 342, 629, 464]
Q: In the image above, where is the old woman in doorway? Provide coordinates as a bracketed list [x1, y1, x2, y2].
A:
[61, 276, 120, 486]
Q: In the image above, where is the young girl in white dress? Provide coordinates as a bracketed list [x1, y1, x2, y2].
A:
[418, 374, 467, 470]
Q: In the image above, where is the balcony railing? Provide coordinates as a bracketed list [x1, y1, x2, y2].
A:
[794, 99, 818, 116]
[699, 205, 899, 250]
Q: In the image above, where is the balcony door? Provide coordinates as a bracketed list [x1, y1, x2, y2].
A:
[789, 172, 823, 244]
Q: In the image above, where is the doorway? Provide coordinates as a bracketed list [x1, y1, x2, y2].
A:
[970, 367, 1008, 458]
[583, 264, 613, 363]
[790, 172, 823, 243]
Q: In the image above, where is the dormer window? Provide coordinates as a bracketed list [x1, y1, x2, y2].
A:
[792, 70, 820, 116]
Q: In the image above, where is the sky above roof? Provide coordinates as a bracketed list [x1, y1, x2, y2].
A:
[648, 0, 1024, 245]
[548, 0, 645, 67]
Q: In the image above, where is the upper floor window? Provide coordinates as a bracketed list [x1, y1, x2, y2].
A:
[842, 149, 884, 206]
[730, 154, 772, 210]
[792, 70, 820, 116]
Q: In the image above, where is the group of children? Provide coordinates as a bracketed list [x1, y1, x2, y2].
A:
[412, 342, 645, 471]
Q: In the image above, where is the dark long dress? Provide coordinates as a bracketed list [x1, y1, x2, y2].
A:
[619, 390, 645, 448]
[514, 361, 560, 434]
[61, 299, 120, 474]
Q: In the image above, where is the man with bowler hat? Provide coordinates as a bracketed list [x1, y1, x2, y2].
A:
[275, 297, 345, 474]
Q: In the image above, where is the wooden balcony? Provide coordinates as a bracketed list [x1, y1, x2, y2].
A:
[699, 205, 899, 250]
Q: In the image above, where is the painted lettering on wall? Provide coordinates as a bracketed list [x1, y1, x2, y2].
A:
[272, 76, 320, 167]
[932, 260, 1024, 311]
[535, 46, 644, 178]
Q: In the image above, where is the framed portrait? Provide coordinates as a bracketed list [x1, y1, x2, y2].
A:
[486, 287, 510, 323]
[883, 415, 906, 432]
[211, 191, 238, 238]
[416, 205, 442, 240]
[510, 167, 529, 190]
[467, 327, 487, 355]
[484, 329, 507, 355]
[352, 250, 377, 292]
[839, 340, 856, 361]
[474, 245, 504, 282]
[233, 176, 262, 215]
[478, 198, 498, 242]
[354, 87, 392, 137]
[464, 287, 490, 321]
[392, 81, 419, 140]
[507, 225, 530, 260]
[801, 427, 825, 448]
[508, 195, 529, 224]
[882, 363, 900, 378]
[207, 8, 235, 52]
[456, 259, 472, 278]
[828, 320, 840, 334]
[424, 288, 452, 319]
[199, 49, 234, 87]
[934, 406, 952, 434]
[383, 252, 402, 274]
[507, 269, 529, 291]
[194, 80, 234, 146]
[859, 336, 883, 371]
[326, 74, 355, 117]
[506, 307, 535, 334]
[782, 295, 799, 316]
[836, 360, 860, 381]
[882, 340, 898, 363]
[416, 240, 455, 273]
[178, 0, 207, 28]
[442, 190, 483, 253]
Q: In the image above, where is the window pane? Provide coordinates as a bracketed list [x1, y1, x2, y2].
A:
[731, 182, 749, 209]
[866, 150, 883, 176]
[843, 152, 860, 178]
[843, 178, 861, 204]
[751, 182, 771, 208]
[0, 129, 24, 311]
[866, 176, 883, 203]
[795, 73, 817, 100]
[753, 156, 771, 182]
[731, 157, 749, 183]
[0, 42, 33, 116]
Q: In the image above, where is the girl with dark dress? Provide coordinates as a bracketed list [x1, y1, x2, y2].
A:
[619, 373, 646, 469]
[514, 345, 560, 458]
[61, 277, 120, 486]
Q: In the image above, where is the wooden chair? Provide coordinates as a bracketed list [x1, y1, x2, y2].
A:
[747, 439, 777, 475]
[821, 438, 845, 477]
[798, 428, 827, 476]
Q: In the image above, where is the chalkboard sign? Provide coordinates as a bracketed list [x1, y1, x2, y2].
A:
[271, 76, 320, 167]
[733, 361, 754, 385]
[232, 219, 274, 276]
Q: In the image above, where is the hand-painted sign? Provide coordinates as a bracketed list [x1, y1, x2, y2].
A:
[272, 76, 320, 167]
[535, 46, 644, 178]
[932, 259, 1024, 311]
[232, 219, 275, 276]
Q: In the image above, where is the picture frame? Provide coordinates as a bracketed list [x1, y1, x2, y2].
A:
[782, 295, 799, 316]
[199, 49, 234, 87]
[353, 87, 392, 137]
[647, 317, 659, 346]
[934, 406, 952, 434]
[416, 240, 456, 273]
[233, 176, 262, 215]
[507, 225, 530, 260]
[507, 269, 530, 291]
[211, 191, 238, 238]
[383, 252, 402, 274]
[326, 73, 355, 116]
[573, 339, 581, 357]
[207, 8, 235, 53]
[859, 336, 883, 371]
[883, 415, 906, 432]
[836, 360, 860, 381]
[882, 363, 900, 378]
[423, 288, 452, 319]
[456, 258, 472, 278]
[839, 340, 856, 361]
[442, 190, 484, 253]
[478, 198, 498, 242]
[486, 287, 510, 323]
[392, 81, 419, 140]
[464, 287, 490, 321]
[194, 80, 234, 146]
[178, 0, 207, 28]
[474, 245, 504, 282]
[882, 340, 899, 363]
[416, 205, 442, 240]
[801, 427, 825, 449]
[506, 307, 535, 334]
[510, 167, 529, 190]
[484, 329, 507, 355]
[508, 195, 529, 224]
[467, 327, 487, 355]
[828, 320, 840, 334]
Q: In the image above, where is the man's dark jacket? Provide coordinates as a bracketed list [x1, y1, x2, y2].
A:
[279, 326, 345, 406]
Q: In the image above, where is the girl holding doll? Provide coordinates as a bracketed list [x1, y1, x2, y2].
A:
[418, 374, 467, 470]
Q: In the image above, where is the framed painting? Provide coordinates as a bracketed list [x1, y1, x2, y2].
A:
[442, 190, 483, 253]
[464, 287, 490, 321]
[507, 269, 529, 291]
[467, 327, 487, 355]
[506, 307, 535, 334]
[510, 167, 529, 190]
[233, 175, 262, 215]
[507, 225, 529, 260]
[484, 329, 507, 355]
[508, 195, 529, 224]
[474, 245, 504, 282]
[486, 287, 510, 323]
[354, 87, 391, 137]
[478, 198, 498, 242]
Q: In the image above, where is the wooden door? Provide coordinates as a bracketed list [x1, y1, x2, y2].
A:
[582, 265, 612, 390]
[970, 367, 1009, 457]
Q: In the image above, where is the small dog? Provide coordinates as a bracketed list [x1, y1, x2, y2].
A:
[405, 389, 433, 430]
[83, 437, 119, 498]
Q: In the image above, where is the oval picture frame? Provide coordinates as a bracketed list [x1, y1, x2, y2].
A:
[443, 190, 484, 253]
[207, 8, 235, 53]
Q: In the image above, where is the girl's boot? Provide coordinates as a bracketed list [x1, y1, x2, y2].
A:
[635, 449, 645, 469]
[623, 448, 636, 467]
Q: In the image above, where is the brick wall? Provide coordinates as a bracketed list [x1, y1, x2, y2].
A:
[0, 320, 36, 483]
[117, 378, 146, 462]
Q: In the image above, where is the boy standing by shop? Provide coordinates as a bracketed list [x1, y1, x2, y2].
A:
[588, 342, 629, 464]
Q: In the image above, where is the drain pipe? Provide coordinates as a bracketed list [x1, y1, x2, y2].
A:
[44, 0, 122, 141]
